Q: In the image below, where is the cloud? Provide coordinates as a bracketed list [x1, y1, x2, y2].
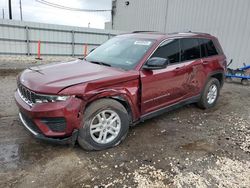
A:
[0, 0, 111, 29]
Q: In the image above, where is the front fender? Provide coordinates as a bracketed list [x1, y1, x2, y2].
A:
[84, 87, 140, 122]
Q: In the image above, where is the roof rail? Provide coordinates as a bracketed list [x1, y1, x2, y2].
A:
[178, 31, 211, 35]
[132, 31, 158, 33]
[190, 31, 211, 35]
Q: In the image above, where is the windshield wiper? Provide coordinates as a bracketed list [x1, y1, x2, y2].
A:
[89, 61, 111, 67]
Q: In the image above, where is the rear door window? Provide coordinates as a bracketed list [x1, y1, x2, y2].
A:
[180, 38, 200, 61]
[151, 39, 180, 64]
[200, 38, 218, 57]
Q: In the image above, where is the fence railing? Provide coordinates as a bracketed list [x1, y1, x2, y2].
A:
[0, 20, 120, 57]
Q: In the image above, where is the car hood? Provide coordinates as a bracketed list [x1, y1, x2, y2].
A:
[19, 60, 137, 94]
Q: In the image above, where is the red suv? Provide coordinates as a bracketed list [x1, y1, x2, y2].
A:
[15, 32, 226, 150]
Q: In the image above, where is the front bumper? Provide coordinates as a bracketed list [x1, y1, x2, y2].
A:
[15, 91, 85, 144]
[19, 112, 78, 144]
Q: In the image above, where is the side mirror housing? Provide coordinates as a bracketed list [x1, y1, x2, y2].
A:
[143, 57, 169, 70]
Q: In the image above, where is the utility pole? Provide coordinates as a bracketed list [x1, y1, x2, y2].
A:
[8, 0, 12, 19]
[2, 8, 4, 19]
[19, 0, 23, 21]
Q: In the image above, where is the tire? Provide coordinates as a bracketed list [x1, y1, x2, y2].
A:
[197, 78, 220, 109]
[77, 99, 129, 151]
[241, 78, 249, 86]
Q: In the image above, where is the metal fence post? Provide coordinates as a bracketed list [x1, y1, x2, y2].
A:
[108, 33, 111, 39]
[25, 26, 30, 56]
[71, 30, 75, 57]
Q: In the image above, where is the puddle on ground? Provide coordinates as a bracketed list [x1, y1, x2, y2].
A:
[0, 144, 19, 170]
[181, 140, 215, 152]
[0, 140, 66, 171]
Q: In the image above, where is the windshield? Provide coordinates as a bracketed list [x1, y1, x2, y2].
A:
[85, 37, 155, 70]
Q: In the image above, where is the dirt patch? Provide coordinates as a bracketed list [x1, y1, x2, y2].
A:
[0, 75, 249, 187]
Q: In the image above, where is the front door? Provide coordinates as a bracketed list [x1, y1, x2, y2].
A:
[140, 39, 188, 114]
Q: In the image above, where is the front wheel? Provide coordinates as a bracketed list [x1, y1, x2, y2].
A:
[77, 99, 129, 151]
[197, 78, 220, 109]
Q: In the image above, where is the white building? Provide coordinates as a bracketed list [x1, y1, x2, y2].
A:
[106, 0, 250, 68]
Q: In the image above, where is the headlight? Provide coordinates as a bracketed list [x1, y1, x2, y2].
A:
[35, 94, 70, 103]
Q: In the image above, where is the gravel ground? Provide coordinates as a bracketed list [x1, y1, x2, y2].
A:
[0, 55, 77, 76]
[0, 72, 249, 188]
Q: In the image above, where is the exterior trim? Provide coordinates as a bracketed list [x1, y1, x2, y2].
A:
[140, 95, 200, 121]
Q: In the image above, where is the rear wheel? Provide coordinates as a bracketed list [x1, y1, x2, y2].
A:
[241, 78, 249, 86]
[77, 99, 129, 150]
[198, 78, 220, 109]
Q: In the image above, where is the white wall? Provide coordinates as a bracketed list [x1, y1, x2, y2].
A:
[0, 19, 122, 56]
[112, 0, 250, 68]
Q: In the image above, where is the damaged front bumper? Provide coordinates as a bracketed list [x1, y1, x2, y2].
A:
[19, 112, 79, 145]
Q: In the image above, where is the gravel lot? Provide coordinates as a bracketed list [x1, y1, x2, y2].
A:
[0, 67, 249, 187]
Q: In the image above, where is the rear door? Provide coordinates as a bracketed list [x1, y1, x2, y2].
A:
[179, 38, 204, 97]
[199, 38, 222, 90]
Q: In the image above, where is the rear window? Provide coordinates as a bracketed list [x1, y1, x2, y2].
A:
[200, 39, 218, 57]
[180, 38, 200, 61]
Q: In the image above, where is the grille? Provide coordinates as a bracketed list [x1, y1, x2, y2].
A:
[17, 82, 37, 106]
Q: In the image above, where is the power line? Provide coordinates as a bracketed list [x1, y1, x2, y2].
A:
[35, 0, 111, 12]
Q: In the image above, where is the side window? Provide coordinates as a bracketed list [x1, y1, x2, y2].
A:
[151, 39, 180, 64]
[180, 38, 200, 61]
[200, 38, 218, 57]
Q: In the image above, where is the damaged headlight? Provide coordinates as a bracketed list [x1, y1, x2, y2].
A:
[35, 94, 70, 103]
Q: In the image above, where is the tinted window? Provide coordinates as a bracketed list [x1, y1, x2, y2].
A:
[200, 38, 218, 57]
[151, 39, 180, 64]
[180, 38, 200, 61]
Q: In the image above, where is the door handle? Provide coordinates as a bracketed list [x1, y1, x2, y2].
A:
[174, 66, 185, 71]
[202, 60, 209, 64]
[174, 67, 181, 71]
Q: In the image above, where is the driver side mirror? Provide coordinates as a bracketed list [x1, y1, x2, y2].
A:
[143, 57, 169, 70]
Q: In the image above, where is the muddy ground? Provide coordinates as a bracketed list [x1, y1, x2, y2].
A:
[0, 73, 249, 188]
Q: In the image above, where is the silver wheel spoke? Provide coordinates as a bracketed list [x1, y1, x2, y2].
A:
[207, 84, 218, 104]
[107, 128, 117, 135]
[90, 123, 102, 129]
[97, 114, 102, 122]
[109, 117, 119, 125]
[90, 109, 121, 144]
[101, 111, 106, 120]
[107, 113, 116, 121]
[97, 130, 104, 141]
[91, 128, 102, 134]
[109, 123, 120, 131]
[102, 131, 108, 143]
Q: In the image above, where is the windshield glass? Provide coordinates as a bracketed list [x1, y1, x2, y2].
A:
[85, 37, 155, 70]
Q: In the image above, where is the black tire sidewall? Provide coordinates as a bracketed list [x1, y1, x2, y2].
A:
[78, 100, 129, 150]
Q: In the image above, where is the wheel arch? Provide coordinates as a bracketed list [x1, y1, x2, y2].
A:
[208, 71, 225, 88]
[85, 91, 138, 125]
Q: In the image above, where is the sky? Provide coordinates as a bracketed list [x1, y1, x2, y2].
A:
[0, 0, 112, 29]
